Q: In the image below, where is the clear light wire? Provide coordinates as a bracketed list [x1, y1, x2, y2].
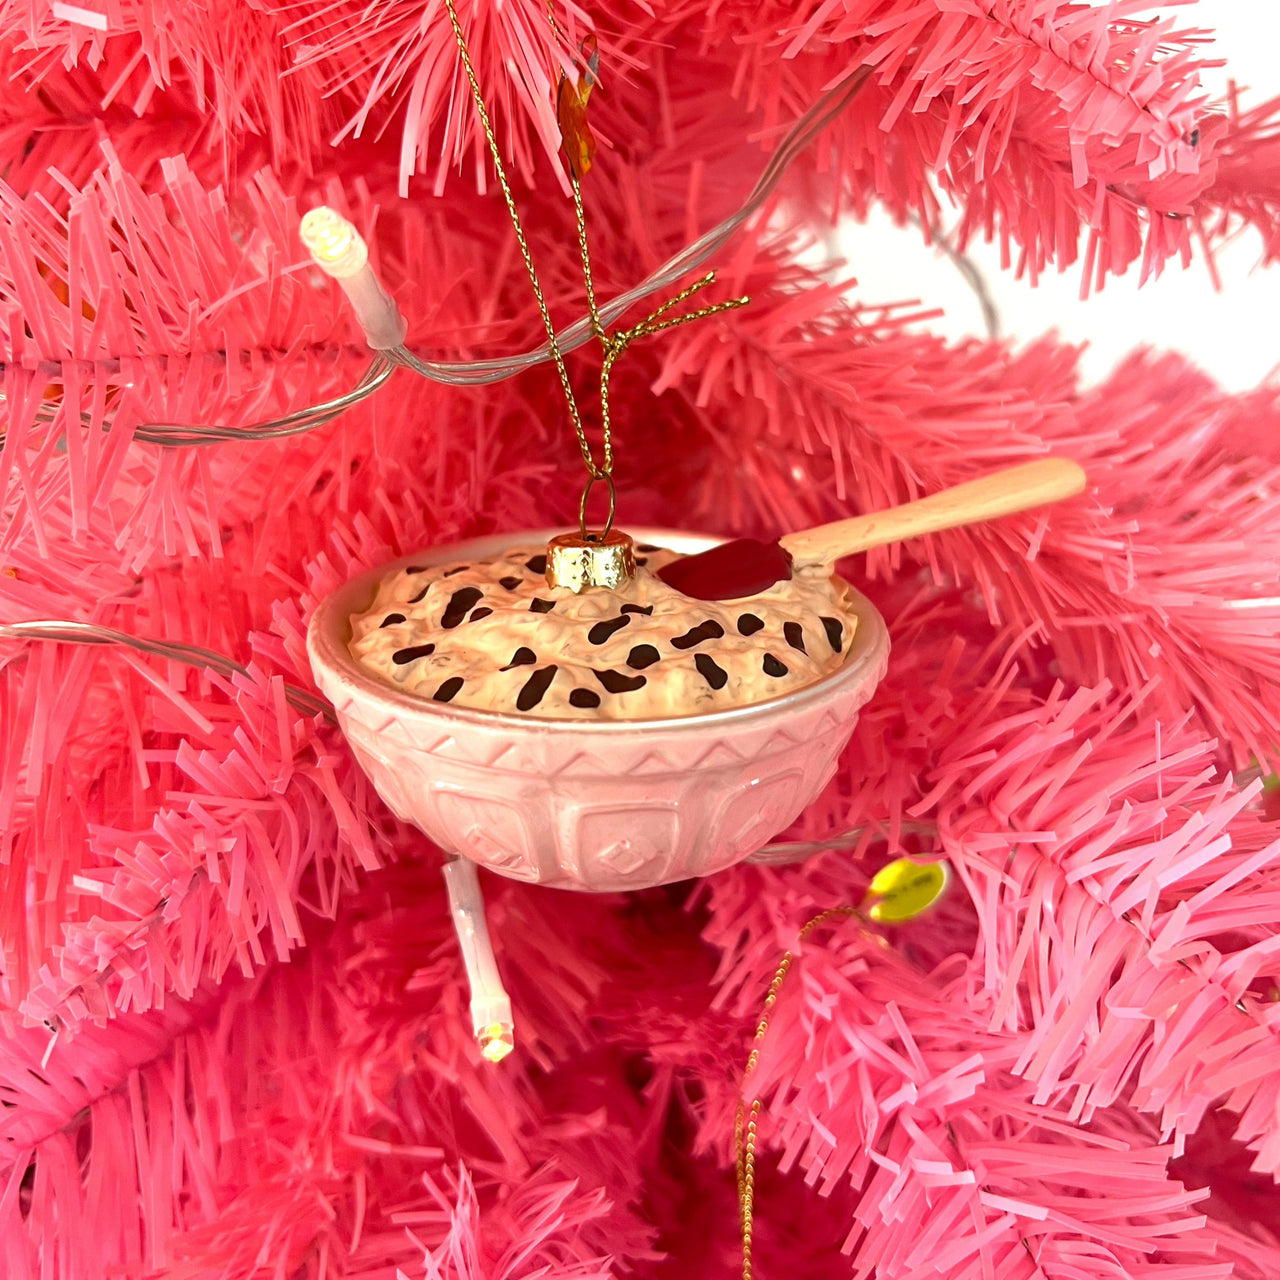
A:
[2, 71, 872, 448]
[750, 819, 939, 863]
[0, 356, 395, 448]
[131, 355, 396, 446]
[388, 68, 873, 386]
[83, 69, 872, 447]
[0, 620, 332, 719]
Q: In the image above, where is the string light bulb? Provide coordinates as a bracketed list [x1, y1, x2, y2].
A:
[298, 206, 407, 350]
[300, 207, 369, 279]
[477, 1022, 515, 1063]
[442, 858, 515, 1064]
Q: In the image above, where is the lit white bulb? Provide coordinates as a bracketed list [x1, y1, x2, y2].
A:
[442, 858, 515, 1063]
[297, 206, 407, 349]
[300, 206, 369, 280]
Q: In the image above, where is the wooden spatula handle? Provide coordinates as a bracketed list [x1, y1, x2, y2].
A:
[779, 458, 1087, 568]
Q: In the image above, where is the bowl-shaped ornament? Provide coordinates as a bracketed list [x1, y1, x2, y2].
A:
[308, 529, 890, 891]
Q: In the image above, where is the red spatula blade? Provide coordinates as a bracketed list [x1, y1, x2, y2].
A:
[656, 538, 793, 601]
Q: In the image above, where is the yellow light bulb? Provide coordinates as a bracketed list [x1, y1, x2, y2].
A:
[862, 857, 949, 923]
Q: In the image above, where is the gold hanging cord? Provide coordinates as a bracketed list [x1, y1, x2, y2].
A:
[440, 0, 747, 537]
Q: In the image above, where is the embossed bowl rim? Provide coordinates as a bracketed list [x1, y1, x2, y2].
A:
[308, 528, 890, 735]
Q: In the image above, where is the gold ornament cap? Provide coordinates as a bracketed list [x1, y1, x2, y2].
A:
[546, 528, 636, 593]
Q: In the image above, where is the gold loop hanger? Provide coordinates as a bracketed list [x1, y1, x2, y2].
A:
[578, 471, 617, 539]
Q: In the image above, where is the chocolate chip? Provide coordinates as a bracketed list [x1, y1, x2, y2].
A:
[671, 620, 725, 650]
[440, 587, 485, 628]
[433, 676, 464, 702]
[468, 607, 493, 623]
[502, 646, 537, 669]
[529, 598, 556, 614]
[763, 654, 788, 678]
[636, 558, 648, 567]
[637, 544, 660, 552]
[594, 669, 647, 694]
[405, 565, 428, 575]
[821, 616, 844, 653]
[627, 644, 660, 669]
[737, 613, 764, 635]
[784, 622, 807, 653]
[525, 554, 548, 575]
[499, 576, 522, 590]
[569, 688, 601, 709]
[392, 643, 436, 665]
[380, 613, 407, 627]
[695, 654, 728, 690]
[409, 585, 430, 604]
[443, 565, 470, 577]
[621, 604, 654, 615]
[517, 665, 558, 711]
[588, 615, 632, 645]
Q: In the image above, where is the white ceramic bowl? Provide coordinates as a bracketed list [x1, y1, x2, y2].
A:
[307, 530, 890, 891]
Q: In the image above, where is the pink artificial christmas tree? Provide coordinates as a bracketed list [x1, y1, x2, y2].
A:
[3, 0, 1280, 1276]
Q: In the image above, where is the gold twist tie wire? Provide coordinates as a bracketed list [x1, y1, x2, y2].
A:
[735, 907, 862, 1280]
[736, 859, 949, 1278]
[441, 0, 748, 538]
